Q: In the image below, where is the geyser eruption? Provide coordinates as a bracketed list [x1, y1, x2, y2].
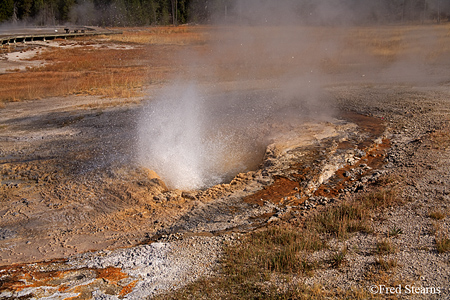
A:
[137, 76, 330, 190]
[137, 83, 270, 190]
[137, 0, 345, 190]
[138, 84, 208, 189]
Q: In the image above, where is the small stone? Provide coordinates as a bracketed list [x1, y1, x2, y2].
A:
[182, 192, 196, 200]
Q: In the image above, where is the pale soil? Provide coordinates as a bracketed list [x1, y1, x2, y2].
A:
[0, 43, 46, 73]
[301, 84, 450, 299]
[0, 39, 136, 73]
[0, 91, 363, 264]
[0, 29, 449, 299]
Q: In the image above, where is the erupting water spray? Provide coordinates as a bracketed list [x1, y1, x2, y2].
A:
[137, 83, 266, 190]
[137, 76, 331, 190]
[136, 0, 360, 190]
[138, 84, 208, 189]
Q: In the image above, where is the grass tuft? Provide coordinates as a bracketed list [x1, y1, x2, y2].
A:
[375, 257, 398, 271]
[226, 226, 325, 277]
[430, 129, 450, 150]
[436, 234, 450, 253]
[331, 245, 348, 268]
[360, 188, 402, 210]
[388, 225, 403, 237]
[308, 186, 401, 240]
[309, 201, 372, 239]
[375, 239, 396, 255]
[429, 210, 445, 220]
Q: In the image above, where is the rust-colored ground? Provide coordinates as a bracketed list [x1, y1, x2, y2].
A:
[244, 111, 389, 207]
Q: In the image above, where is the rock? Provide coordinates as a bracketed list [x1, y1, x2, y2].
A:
[181, 192, 197, 200]
[268, 216, 280, 223]
[355, 149, 366, 157]
[0, 228, 16, 240]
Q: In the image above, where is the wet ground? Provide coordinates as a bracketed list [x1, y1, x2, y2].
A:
[0, 90, 390, 299]
[0, 88, 388, 267]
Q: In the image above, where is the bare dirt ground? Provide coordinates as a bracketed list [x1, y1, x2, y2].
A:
[0, 25, 449, 299]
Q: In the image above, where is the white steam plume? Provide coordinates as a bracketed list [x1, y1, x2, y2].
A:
[138, 83, 271, 190]
[138, 84, 208, 190]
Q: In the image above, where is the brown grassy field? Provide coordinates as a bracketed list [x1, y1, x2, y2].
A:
[0, 26, 209, 103]
[1, 24, 449, 105]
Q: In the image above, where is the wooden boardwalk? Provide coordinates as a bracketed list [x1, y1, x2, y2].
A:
[0, 26, 121, 46]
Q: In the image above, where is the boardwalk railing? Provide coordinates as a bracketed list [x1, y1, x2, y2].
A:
[0, 27, 122, 46]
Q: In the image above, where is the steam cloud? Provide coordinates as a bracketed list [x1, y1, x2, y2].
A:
[138, 84, 207, 189]
[137, 1, 340, 190]
[137, 77, 330, 190]
[136, 0, 443, 190]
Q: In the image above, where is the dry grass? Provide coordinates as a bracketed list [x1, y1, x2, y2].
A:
[310, 200, 372, 239]
[226, 226, 325, 276]
[344, 24, 450, 63]
[75, 99, 140, 110]
[0, 69, 145, 101]
[432, 220, 450, 253]
[0, 28, 201, 104]
[156, 279, 367, 300]
[0, 47, 149, 101]
[375, 257, 398, 271]
[155, 183, 402, 299]
[309, 187, 401, 240]
[429, 210, 446, 220]
[102, 26, 210, 45]
[436, 235, 450, 253]
[375, 239, 396, 255]
[364, 251, 405, 300]
[429, 129, 450, 150]
[1, 23, 450, 106]
[347, 27, 406, 62]
[361, 188, 403, 210]
[154, 226, 331, 300]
